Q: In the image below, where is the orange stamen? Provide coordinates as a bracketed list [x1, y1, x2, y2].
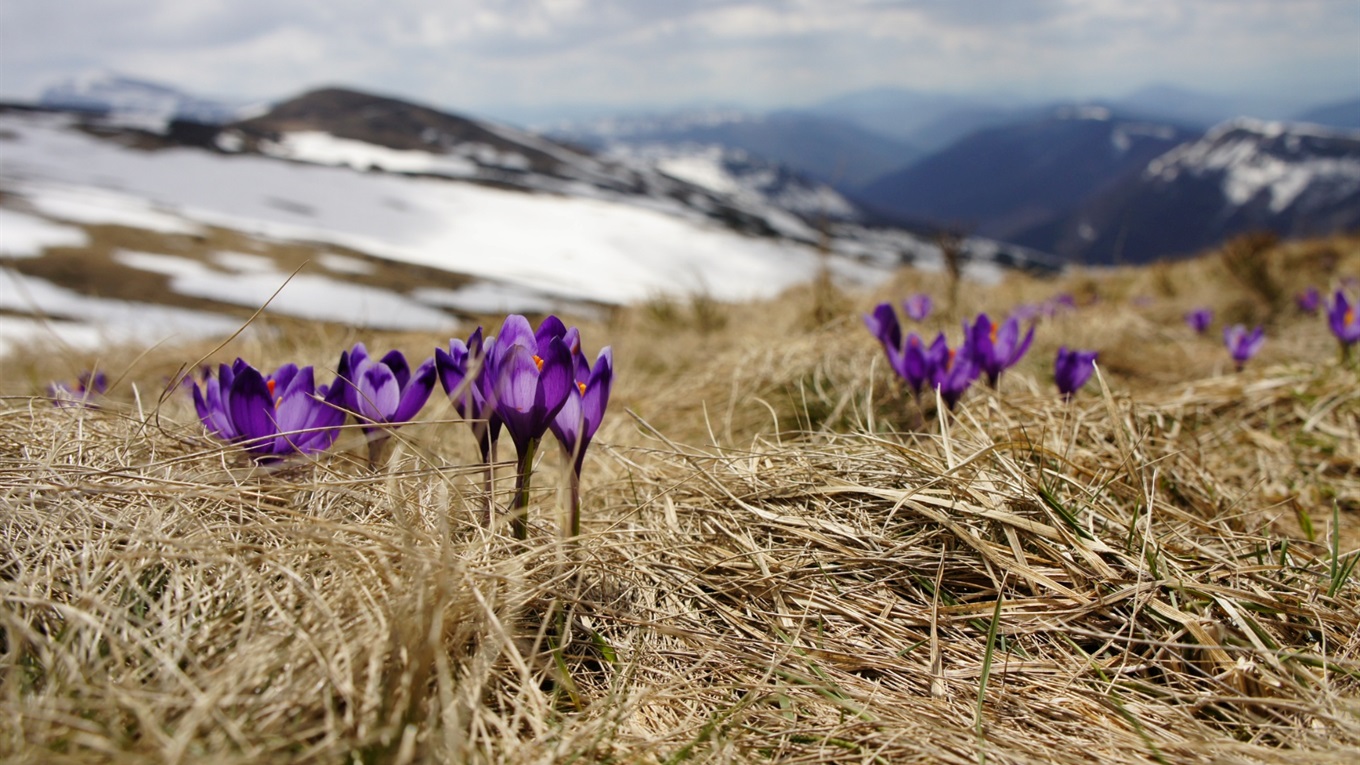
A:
[533, 354, 544, 371]
[267, 379, 276, 396]
[577, 381, 587, 395]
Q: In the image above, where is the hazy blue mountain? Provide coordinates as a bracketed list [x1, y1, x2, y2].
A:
[546, 109, 921, 189]
[856, 106, 1199, 240]
[1294, 97, 1360, 131]
[799, 87, 1024, 152]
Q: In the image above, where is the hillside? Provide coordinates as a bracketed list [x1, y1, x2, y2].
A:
[857, 107, 1198, 239]
[3, 230, 1358, 763]
[1019, 119, 1360, 264]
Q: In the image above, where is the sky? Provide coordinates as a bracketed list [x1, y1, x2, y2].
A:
[3, 0, 1358, 123]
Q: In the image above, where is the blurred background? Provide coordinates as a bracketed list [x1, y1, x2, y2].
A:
[2, 1, 1358, 351]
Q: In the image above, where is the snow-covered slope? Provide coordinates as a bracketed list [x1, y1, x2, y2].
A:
[1144, 118, 1360, 213]
[0, 85, 1059, 355]
[1025, 119, 1360, 264]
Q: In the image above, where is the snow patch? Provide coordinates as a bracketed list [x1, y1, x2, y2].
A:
[0, 208, 88, 258]
[0, 271, 242, 355]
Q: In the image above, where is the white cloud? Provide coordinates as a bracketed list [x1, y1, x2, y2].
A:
[1, 0, 1356, 115]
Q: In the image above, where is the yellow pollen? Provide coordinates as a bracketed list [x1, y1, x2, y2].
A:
[577, 381, 587, 395]
[533, 354, 544, 371]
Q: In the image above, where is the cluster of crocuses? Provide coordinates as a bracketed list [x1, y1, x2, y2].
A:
[1182, 286, 1359, 369]
[865, 300, 1069, 411]
[190, 314, 612, 539]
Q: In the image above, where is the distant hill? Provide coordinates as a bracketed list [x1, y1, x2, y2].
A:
[856, 106, 1199, 240]
[545, 109, 920, 190]
[798, 87, 1016, 152]
[1294, 97, 1360, 131]
[1013, 119, 1360, 264]
[39, 70, 247, 126]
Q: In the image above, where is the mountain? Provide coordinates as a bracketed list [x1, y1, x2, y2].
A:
[545, 109, 920, 190]
[1113, 84, 1240, 128]
[38, 70, 247, 128]
[1015, 119, 1360, 264]
[856, 106, 1199, 240]
[223, 88, 871, 242]
[1294, 97, 1360, 131]
[800, 87, 1019, 152]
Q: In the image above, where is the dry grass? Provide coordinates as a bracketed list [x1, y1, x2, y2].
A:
[2, 234, 1359, 764]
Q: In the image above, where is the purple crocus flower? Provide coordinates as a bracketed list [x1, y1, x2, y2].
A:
[864, 302, 903, 362]
[903, 294, 933, 322]
[435, 326, 502, 461]
[335, 343, 436, 466]
[491, 315, 574, 457]
[1054, 347, 1098, 401]
[1327, 290, 1360, 362]
[932, 340, 980, 411]
[1185, 308, 1213, 334]
[965, 313, 1034, 387]
[898, 332, 943, 399]
[550, 346, 614, 476]
[191, 359, 345, 461]
[48, 370, 108, 407]
[1296, 287, 1320, 314]
[336, 343, 436, 431]
[491, 315, 574, 538]
[1223, 325, 1265, 370]
[550, 341, 614, 539]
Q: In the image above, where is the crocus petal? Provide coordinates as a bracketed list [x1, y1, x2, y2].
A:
[863, 303, 902, 353]
[356, 359, 400, 422]
[392, 358, 437, 423]
[534, 335, 574, 426]
[495, 315, 535, 355]
[227, 366, 276, 445]
[549, 386, 583, 459]
[580, 347, 614, 443]
[535, 315, 569, 348]
[380, 349, 411, 390]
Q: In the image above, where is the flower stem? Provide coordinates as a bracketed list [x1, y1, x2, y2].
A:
[510, 437, 538, 540]
[567, 467, 582, 540]
[365, 431, 391, 471]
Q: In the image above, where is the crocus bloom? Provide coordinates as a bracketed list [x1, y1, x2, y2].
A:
[1054, 347, 1098, 401]
[903, 294, 933, 322]
[864, 303, 903, 363]
[1223, 325, 1265, 370]
[336, 343, 436, 431]
[1296, 287, 1320, 314]
[550, 342, 614, 539]
[932, 340, 980, 411]
[491, 315, 574, 457]
[550, 346, 614, 476]
[1328, 290, 1360, 361]
[898, 332, 943, 399]
[192, 359, 345, 461]
[966, 313, 1034, 387]
[47, 370, 107, 407]
[435, 326, 501, 460]
[490, 315, 574, 538]
[1185, 308, 1212, 334]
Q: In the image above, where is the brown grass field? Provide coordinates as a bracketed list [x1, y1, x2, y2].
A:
[2, 231, 1359, 763]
